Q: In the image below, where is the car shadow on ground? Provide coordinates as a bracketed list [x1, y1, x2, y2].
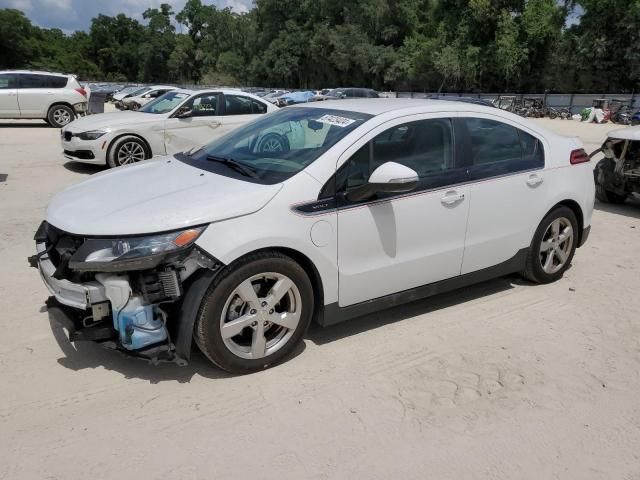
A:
[307, 275, 521, 346]
[0, 122, 49, 128]
[595, 196, 640, 219]
[63, 161, 105, 175]
[49, 314, 306, 383]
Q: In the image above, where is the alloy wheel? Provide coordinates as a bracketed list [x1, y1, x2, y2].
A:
[116, 141, 146, 165]
[539, 217, 574, 274]
[53, 108, 72, 126]
[219, 272, 302, 360]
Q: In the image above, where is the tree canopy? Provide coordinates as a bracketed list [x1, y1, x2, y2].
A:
[0, 0, 638, 92]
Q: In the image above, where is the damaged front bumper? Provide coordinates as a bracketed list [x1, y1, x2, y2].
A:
[30, 221, 222, 366]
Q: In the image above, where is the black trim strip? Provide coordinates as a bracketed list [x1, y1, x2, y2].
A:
[317, 247, 529, 327]
[292, 167, 543, 216]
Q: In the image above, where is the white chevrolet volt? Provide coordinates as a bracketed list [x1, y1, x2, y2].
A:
[32, 99, 595, 373]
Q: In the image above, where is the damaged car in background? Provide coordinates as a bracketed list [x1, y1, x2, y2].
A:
[31, 100, 594, 373]
[593, 126, 640, 203]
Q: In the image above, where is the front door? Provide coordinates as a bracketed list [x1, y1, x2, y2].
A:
[0, 73, 19, 118]
[336, 116, 470, 307]
[164, 92, 223, 154]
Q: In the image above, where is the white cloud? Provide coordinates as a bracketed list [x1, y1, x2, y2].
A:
[0, 0, 254, 31]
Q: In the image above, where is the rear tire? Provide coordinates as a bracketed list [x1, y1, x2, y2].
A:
[521, 206, 578, 284]
[594, 159, 627, 204]
[194, 251, 313, 373]
[47, 104, 75, 128]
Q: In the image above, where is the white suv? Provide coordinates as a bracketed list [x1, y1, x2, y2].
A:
[32, 99, 595, 373]
[0, 70, 88, 127]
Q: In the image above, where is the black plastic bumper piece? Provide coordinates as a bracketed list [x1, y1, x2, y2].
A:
[579, 225, 591, 247]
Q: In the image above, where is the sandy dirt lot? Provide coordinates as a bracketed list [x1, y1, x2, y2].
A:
[1, 114, 639, 480]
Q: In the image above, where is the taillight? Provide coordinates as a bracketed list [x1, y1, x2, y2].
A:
[570, 148, 589, 165]
[75, 87, 87, 98]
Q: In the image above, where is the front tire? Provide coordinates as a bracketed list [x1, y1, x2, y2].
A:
[522, 206, 578, 284]
[107, 136, 150, 168]
[47, 105, 75, 128]
[194, 252, 313, 373]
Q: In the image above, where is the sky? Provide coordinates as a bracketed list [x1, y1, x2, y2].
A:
[0, 0, 254, 32]
[1, 0, 583, 33]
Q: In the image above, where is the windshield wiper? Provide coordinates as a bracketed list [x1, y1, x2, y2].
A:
[206, 155, 259, 179]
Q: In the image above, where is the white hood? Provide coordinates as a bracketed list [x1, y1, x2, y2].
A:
[65, 111, 164, 132]
[46, 157, 283, 236]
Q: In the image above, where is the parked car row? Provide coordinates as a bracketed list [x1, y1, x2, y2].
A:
[30, 91, 596, 373]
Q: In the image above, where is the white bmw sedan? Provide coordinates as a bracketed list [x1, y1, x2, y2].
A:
[33, 99, 595, 373]
[60, 89, 277, 168]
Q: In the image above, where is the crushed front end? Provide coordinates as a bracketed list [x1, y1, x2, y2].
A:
[29, 221, 221, 365]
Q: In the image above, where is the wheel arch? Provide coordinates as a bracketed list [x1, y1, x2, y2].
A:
[234, 246, 325, 323]
[547, 199, 584, 245]
[174, 245, 326, 363]
[106, 132, 153, 162]
[46, 102, 75, 121]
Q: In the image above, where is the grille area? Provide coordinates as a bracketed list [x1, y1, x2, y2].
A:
[64, 131, 73, 141]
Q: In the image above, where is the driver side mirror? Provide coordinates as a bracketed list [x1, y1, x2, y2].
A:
[175, 107, 193, 119]
[347, 162, 418, 202]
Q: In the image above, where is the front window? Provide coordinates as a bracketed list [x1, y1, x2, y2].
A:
[180, 107, 372, 184]
[139, 91, 191, 114]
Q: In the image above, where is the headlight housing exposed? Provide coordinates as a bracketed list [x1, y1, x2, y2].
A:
[69, 227, 205, 271]
[77, 130, 106, 141]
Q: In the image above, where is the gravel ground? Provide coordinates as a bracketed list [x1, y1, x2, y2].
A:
[1, 114, 639, 480]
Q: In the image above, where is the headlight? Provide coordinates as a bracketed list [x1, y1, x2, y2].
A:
[77, 130, 106, 140]
[69, 227, 205, 271]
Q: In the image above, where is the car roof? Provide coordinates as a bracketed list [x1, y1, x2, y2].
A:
[0, 70, 69, 77]
[607, 126, 640, 141]
[167, 88, 273, 100]
[292, 98, 502, 116]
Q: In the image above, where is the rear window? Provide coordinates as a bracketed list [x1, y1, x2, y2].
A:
[19, 74, 68, 89]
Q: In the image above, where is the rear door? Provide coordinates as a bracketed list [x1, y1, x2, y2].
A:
[0, 73, 19, 118]
[219, 94, 270, 135]
[457, 116, 548, 274]
[17, 73, 64, 117]
[164, 92, 223, 154]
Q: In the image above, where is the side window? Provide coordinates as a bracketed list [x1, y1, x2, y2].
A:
[465, 118, 521, 165]
[190, 94, 219, 117]
[519, 130, 545, 166]
[46, 75, 67, 88]
[19, 74, 47, 88]
[462, 117, 544, 177]
[251, 99, 267, 114]
[332, 118, 455, 197]
[371, 118, 453, 177]
[0, 74, 17, 89]
[224, 95, 253, 115]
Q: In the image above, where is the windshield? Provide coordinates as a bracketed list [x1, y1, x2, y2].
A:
[180, 107, 372, 184]
[326, 89, 345, 98]
[117, 86, 140, 95]
[139, 91, 191, 114]
[129, 86, 151, 97]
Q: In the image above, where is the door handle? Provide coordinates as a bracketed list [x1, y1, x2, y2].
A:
[440, 190, 465, 206]
[526, 174, 544, 188]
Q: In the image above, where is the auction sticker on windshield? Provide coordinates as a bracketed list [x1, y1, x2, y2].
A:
[316, 114, 356, 128]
